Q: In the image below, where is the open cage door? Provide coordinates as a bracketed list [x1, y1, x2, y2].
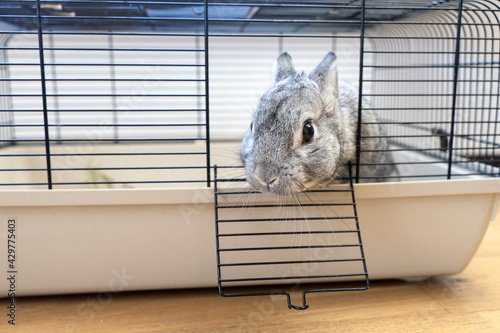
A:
[213, 164, 369, 310]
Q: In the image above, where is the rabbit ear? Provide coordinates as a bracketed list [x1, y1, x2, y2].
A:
[308, 52, 339, 110]
[272, 52, 297, 84]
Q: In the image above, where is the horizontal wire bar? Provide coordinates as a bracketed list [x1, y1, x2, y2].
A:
[363, 93, 500, 96]
[35, 1, 206, 5]
[356, 161, 457, 166]
[0, 31, 38, 35]
[215, 202, 354, 209]
[0, 182, 49, 186]
[364, 133, 500, 139]
[0, 109, 206, 112]
[39, 15, 205, 22]
[0, 138, 206, 142]
[217, 216, 356, 223]
[219, 273, 368, 284]
[0, 63, 204, 67]
[0, 166, 207, 172]
[53, 166, 206, 171]
[0, 79, 205, 82]
[3, 160, 495, 170]
[363, 21, 500, 26]
[219, 258, 365, 267]
[208, 33, 358, 38]
[0, 168, 46, 172]
[217, 230, 359, 237]
[366, 120, 500, 125]
[205, 18, 500, 26]
[302, 286, 370, 294]
[201, 2, 494, 12]
[356, 173, 486, 179]
[363, 65, 494, 70]
[25, 0, 439, 11]
[52, 179, 208, 185]
[4, 30, 495, 41]
[208, 34, 497, 41]
[218, 243, 362, 252]
[0, 123, 206, 127]
[365, 106, 500, 111]
[365, 36, 499, 41]
[364, 50, 499, 55]
[6, 62, 496, 69]
[370, 146, 500, 153]
[215, 189, 352, 196]
[8, 92, 496, 98]
[213, 178, 248, 183]
[0, 93, 205, 97]
[0, 47, 205, 52]
[363, 79, 500, 83]
[0, 152, 207, 157]
[0, 180, 216, 186]
[50, 47, 203, 52]
[18, 0, 494, 13]
[39, 16, 471, 27]
[0, 15, 36, 19]
[217, 287, 369, 299]
[17, 31, 205, 36]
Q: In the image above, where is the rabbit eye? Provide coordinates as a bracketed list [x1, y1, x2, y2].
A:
[250, 122, 253, 131]
[302, 121, 314, 143]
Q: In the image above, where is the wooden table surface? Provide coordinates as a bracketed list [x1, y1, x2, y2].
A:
[2, 213, 500, 332]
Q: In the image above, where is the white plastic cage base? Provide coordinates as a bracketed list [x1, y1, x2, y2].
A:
[0, 177, 498, 297]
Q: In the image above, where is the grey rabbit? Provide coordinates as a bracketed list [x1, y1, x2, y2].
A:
[240, 52, 397, 196]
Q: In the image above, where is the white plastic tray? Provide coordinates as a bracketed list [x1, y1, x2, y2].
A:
[0, 176, 498, 297]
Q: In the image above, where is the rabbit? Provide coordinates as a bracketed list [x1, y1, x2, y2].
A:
[240, 52, 397, 196]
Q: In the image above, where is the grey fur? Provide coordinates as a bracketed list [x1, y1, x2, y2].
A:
[271, 52, 297, 84]
[240, 52, 397, 196]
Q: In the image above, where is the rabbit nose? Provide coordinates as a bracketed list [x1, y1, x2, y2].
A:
[264, 177, 278, 192]
[267, 177, 278, 184]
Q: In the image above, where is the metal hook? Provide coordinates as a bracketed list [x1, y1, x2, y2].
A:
[286, 292, 310, 310]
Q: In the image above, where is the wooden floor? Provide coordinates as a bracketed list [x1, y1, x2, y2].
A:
[3, 214, 500, 332]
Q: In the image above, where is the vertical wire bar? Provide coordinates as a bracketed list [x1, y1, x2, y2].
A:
[348, 162, 369, 288]
[447, 0, 465, 179]
[0, 34, 14, 147]
[476, 21, 486, 174]
[463, 19, 473, 171]
[108, 33, 119, 143]
[483, 11, 497, 175]
[204, 0, 211, 187]
[196, 35, 203, 138]
[48, 33, 61, 143]
[36, 0, 53, 189]
[495, 62, 500, 176]
[213, 164, 223, 295]
[440, 23, 452, 158]
[355, 0, 366, 183]
[493, 22, 500, 176]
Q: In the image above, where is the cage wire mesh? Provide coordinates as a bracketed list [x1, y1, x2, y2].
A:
[0, 0, 499, 189]
[366, 0, 500, 180]
[1, 0, 500, 307]
[214, 163, 368, 310]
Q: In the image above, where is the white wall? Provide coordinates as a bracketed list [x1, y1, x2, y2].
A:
[5, 32, 362, 142]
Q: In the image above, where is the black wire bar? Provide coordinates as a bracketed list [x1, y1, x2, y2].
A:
[0, 0, 211, 189]
[1, 0, 499, 187]
[214, 164, 369, 310]
[365, 0, 500, 180]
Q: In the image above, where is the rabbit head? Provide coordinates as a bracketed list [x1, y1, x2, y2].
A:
[240, 52, 344, 196]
